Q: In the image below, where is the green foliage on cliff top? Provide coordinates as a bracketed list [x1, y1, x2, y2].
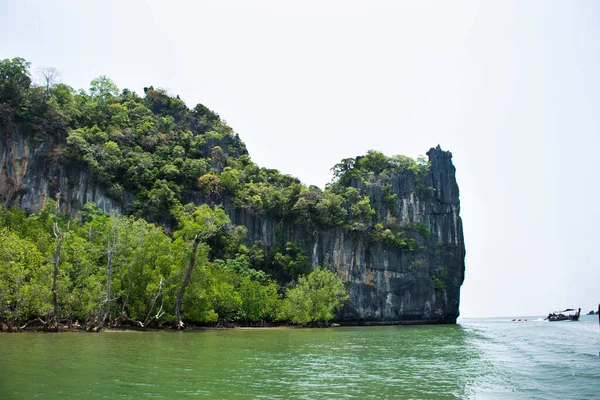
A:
[0, 57, 430, 238]
[330, 151, 430, 187]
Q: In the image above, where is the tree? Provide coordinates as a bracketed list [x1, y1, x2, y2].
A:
[89, 75, 118, 102]
[139, 180, 180, 223]
[38, 67, 61, 96]
[0, 57, 31, 110]
[238, 276, 281, 322]
[331, 157, 356, 181]
[58, 227, 103, 325]
[51, 195, 69, 331]
[173, 204, 229, 327]
[100, 215, 118, 329]
[292, 186, 323, 226]
[282, 267, 349, 324]
[197, 173, 220, 204]
[0, 228, 45, 330]
[192, 103, 220, 124]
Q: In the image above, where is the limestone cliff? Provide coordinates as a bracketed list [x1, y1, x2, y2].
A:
[0, 123, 127, 214]
[177, 146, 464, 324]
[1, 121, 464, 324]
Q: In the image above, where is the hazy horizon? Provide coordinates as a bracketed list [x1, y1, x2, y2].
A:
[2, 0, 599, 317]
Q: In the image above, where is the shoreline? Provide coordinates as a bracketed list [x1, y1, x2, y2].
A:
[1, 318, 458, 333]
[1, 324, 322, 334]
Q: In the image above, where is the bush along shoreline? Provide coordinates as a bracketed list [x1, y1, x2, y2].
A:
[0, 203, 349, 332]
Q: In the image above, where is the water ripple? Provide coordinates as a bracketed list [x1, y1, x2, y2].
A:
[1, 318, 599, 399]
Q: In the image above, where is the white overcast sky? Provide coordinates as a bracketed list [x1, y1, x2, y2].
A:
[2, 0, 599, 317]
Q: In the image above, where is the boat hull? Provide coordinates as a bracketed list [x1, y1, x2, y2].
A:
[547, 309, 580, 322]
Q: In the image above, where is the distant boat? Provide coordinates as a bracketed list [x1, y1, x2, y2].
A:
[545, 308, 580, 322]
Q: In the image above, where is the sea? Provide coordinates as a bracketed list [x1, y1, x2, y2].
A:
[0, 315, 598, 399]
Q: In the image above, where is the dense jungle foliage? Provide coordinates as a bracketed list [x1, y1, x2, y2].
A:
[0, 202, 348, 330]
[0, 57, 430, 330]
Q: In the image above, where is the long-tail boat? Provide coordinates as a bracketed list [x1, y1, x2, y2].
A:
[545, 308, 580, 321]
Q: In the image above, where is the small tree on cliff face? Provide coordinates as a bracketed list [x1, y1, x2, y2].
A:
[173, 204, 229, 327]
[282, 268, 349, 325]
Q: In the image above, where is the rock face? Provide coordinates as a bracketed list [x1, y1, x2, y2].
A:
[339, 145, 465, 323]
[1, 121, 465, 324]
[183, 146, 465, 324]
[0, 124, 127, 215]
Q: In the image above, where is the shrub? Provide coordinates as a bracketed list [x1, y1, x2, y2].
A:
[282, 267, 349, 324]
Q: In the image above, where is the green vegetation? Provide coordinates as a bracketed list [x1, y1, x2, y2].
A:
[0, 204, 348, 330]
[413, 223, 432, 238]
[368, 223, 422, 252]
[330, 151, 430, 188]
[0, 57, 431, 235]
[409, 260, 427, 271]
[432, 268, 448, 293]
[0, 57, 437, 330]
[281, 268, 349, 324]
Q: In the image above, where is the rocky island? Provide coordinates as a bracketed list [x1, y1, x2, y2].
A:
[0, 57, 464, 330]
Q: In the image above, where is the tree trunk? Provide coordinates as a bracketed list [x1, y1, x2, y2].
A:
[101, 225, 117, 327]
[52, 195, 66, 332]
[52, 238, 62, 331]
[145, 277, 163, 326]
[174, 237, 200, 326]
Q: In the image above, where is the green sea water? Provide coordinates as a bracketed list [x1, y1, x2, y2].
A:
[1, 316, 599, 399]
